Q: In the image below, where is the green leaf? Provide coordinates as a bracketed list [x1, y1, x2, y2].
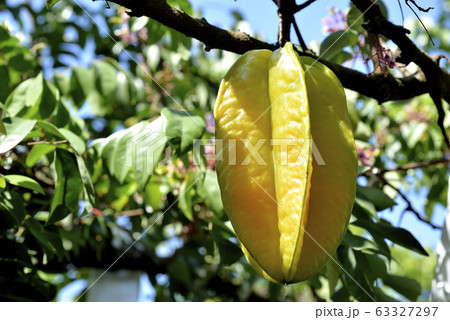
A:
[53, 73, 70, 97]
[25, 73, 44, 109]
[8, 53, 35, 73]
[347, 5, 364, 32]
[168, 258, 192, 287]
[70, 67, 95, 108]
[329, 50, 352, 65]
[343, 232, 390, 258]
[35, 121, 85, 154]
[373, 287, 400, 302]
[51, 100, 70, 127]
[26, 218, 67, 261]
[0, 65, 10, 102]
[356, 186, 396, 211]
[143, 178, 162, 210]
[0, 118, 6, 135]
[92, 60, 117, 99]
[48, 149, 83, 224]
[332, 286, 351, 302]
[365, 254, 388, 281]
[167, 0, 193, 15]
[192, 139, 207, 178]
[26, 144, 56, 167]
[0, 176, 5, 191]
[319, 30, 358, 61]
[146, 20, 167, 44]
[96, 126, 131, 181]
[402, 121, 427, 148]
[111, 121, 154, 182]
[377, 0, 388, 19]
[95, 118, 168, 179]
[352, 219, 428, 256]
[59, 128, 86, 154]
[325, 253, 340, 298]
[4, 175, 45, 195]
[196, 170, 224, 215]
[162, 108, 205, 153]
[179, 176, 193, 221]
[214, 237, 242, 265]
[46, 0, 61, 9]
[337, 246, 374, 301]
[26, 79, 59, 120]
[0, 117, 36, 153]
[383, 274, 421, 301]
[0, 190, 26, 226]
[75, 154, 95, 215]
[353, 196, 377, 217]
[115, 71, 132, 108]
[36, 120, 64, 139]
[4, 79, 32, 117]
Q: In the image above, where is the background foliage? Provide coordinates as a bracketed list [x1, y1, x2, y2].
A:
[0, 0, 448, 301]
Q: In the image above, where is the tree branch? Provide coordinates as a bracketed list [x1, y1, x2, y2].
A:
[109, 0, 450, 105]
[360, 156, 450, 177]
[275, 0, 296, 46]
[111, 0, 276, 54]
[351, 0, 450, 126]
[292, 17, 308, 51]
[431, 94, 450, 150]
[379, 175, 442, 230]
[294, 0, 318, 13]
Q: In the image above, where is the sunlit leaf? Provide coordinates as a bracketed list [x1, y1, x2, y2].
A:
[162, 108, 205, 153]
[4, 175, 45, 195]
[0, 117, 36, 153]
[26, 144, 56, 167]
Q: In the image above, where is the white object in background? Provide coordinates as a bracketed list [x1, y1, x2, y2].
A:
[86, 269, 143, 302]
[432, 176, 450, 301]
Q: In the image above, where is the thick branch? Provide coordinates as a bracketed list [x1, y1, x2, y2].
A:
[351, 0, 450, 104]
[109, 0, 450, 104]
[111, 0, 275, 54]
[275, 0, 296, 46]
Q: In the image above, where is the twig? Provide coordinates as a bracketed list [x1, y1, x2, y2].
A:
[273, 0, 309, 51]
[27, 140, 68, 146]
[294, 0, 318, 13]
[292, 17, 308, 51]
[379, 176, 442, 229]
[406, 0, 434, 13]
[397, 0, 405, 25]
[404, 0, 435, 46]
[431, 95, 450, 150]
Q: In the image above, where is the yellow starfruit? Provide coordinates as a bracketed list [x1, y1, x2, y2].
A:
[213, 42, 357, 283]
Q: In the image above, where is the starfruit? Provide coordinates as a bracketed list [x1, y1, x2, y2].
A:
[213, 42, 357, 284]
